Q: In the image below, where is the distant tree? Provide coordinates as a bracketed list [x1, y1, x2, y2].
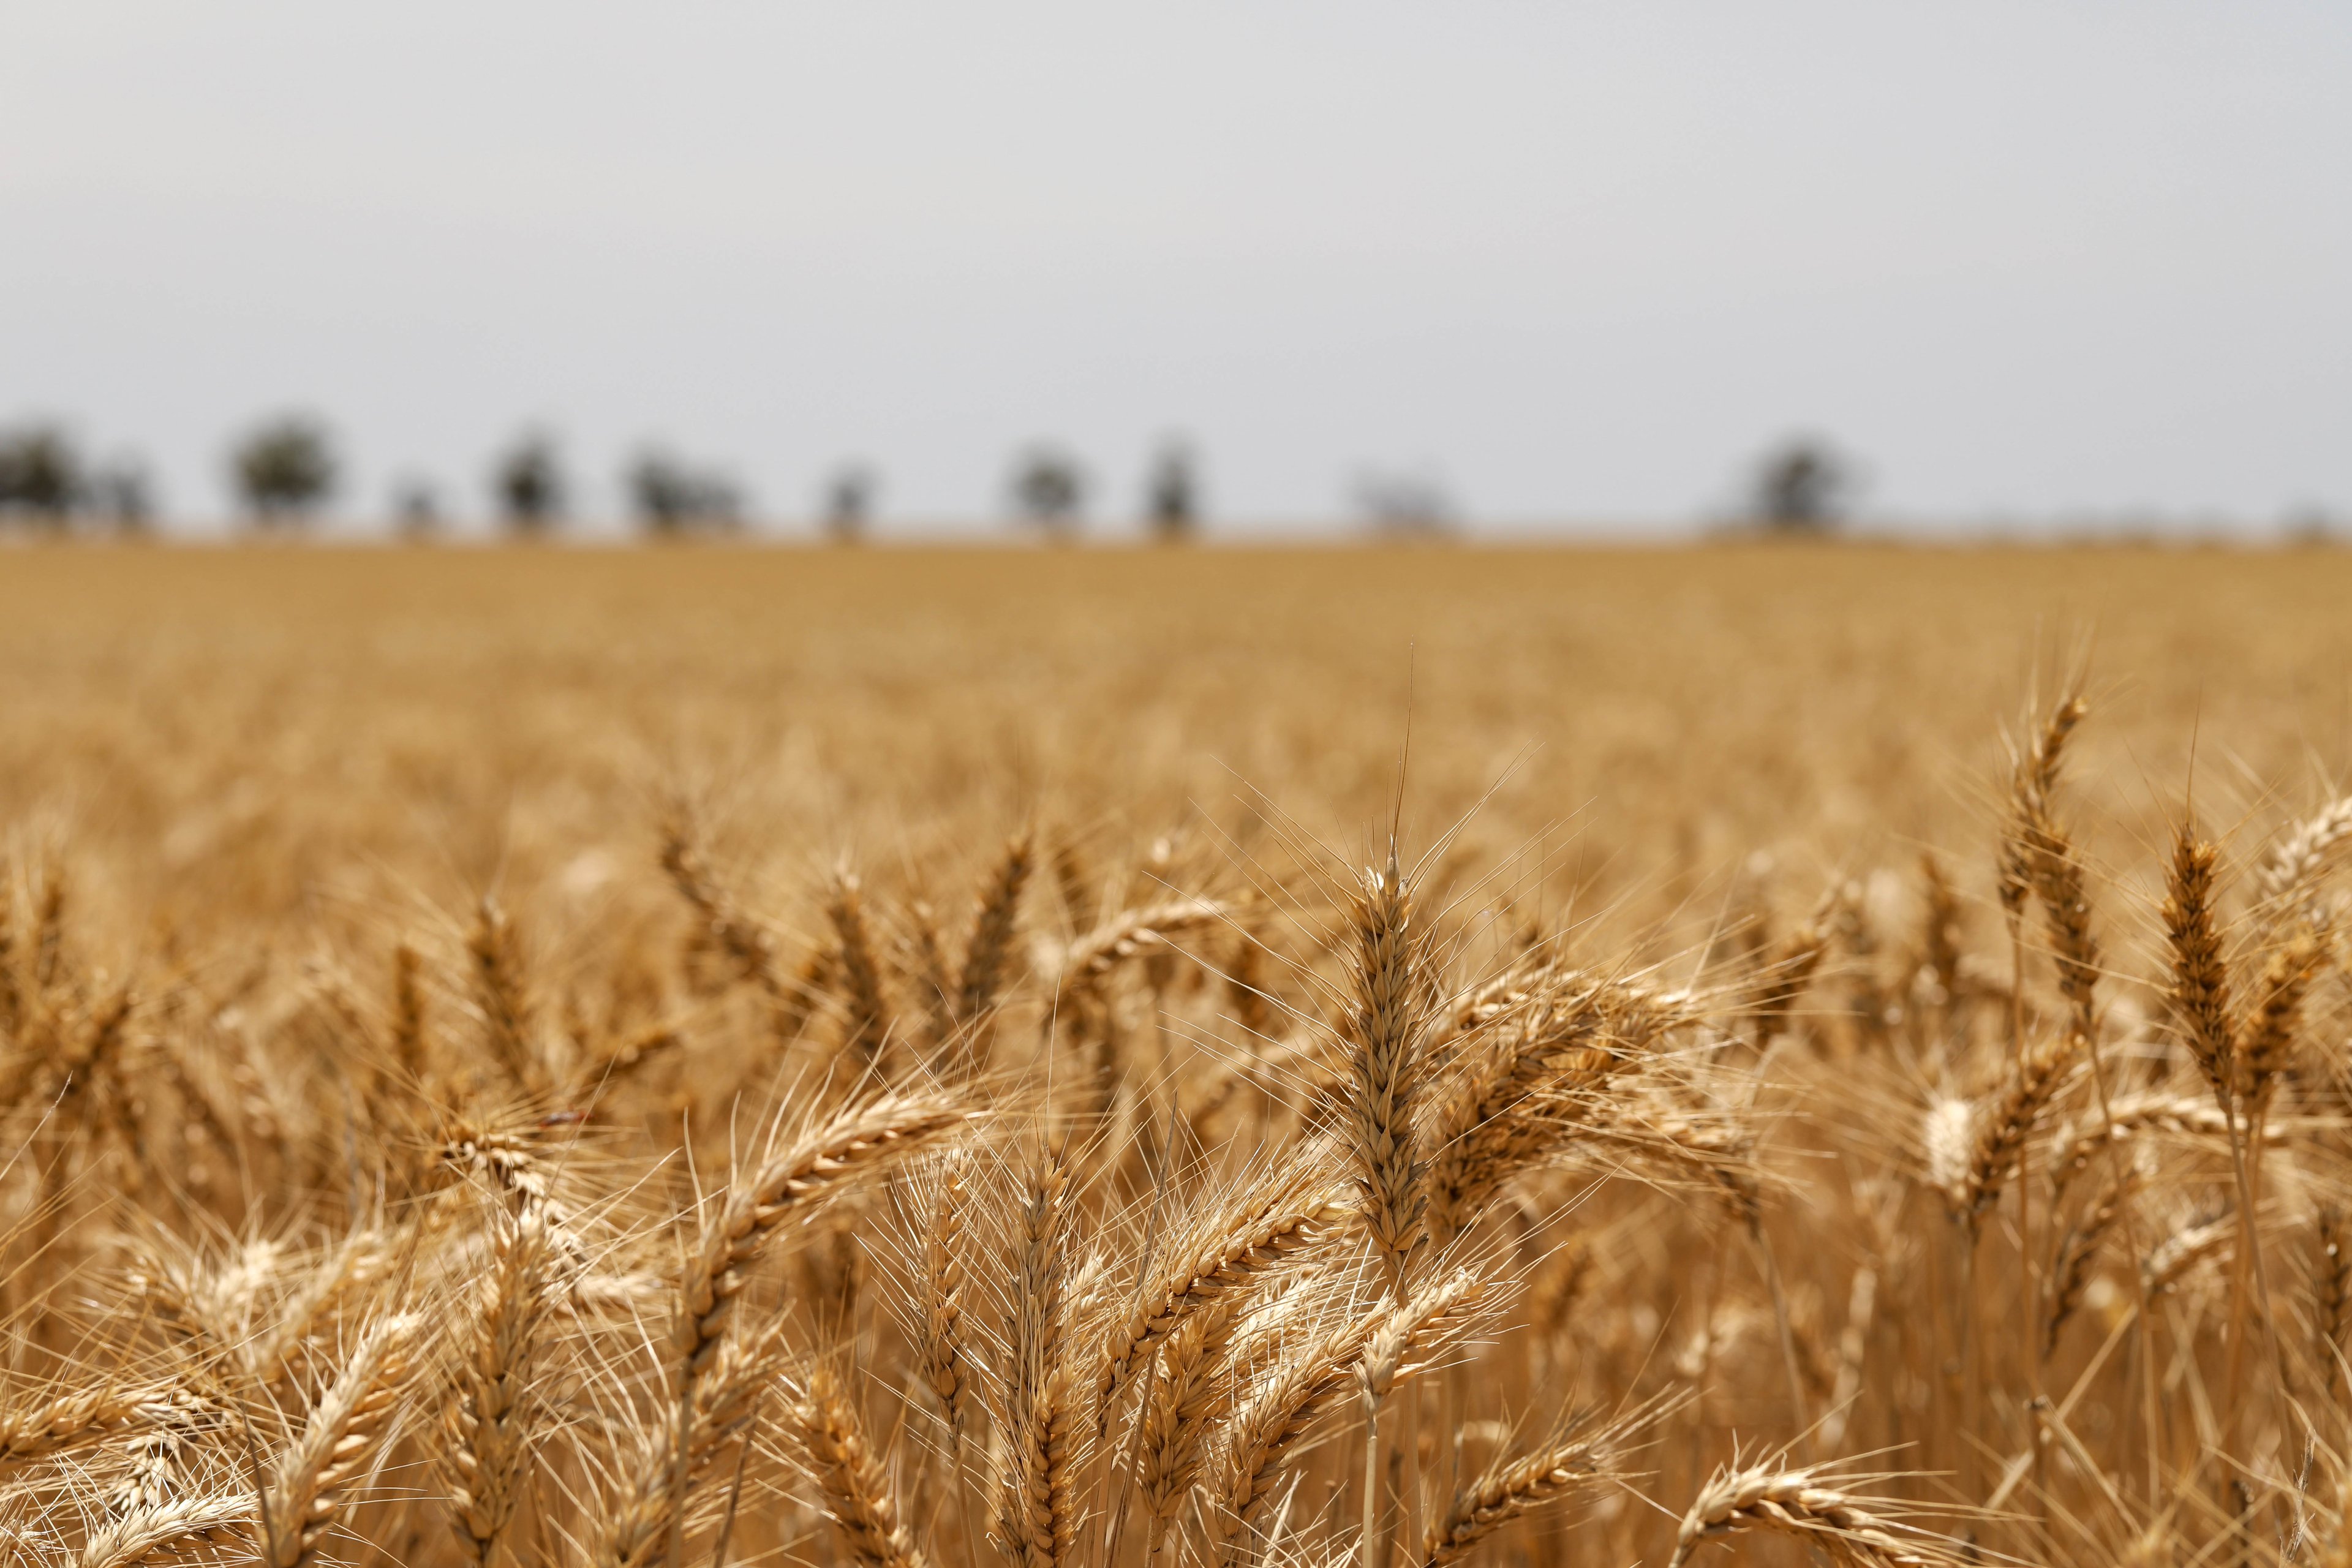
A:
[1750, 439, 1853, 533]
[492, 432, 566, 536]
[0, 425, 86, 530]
[2285, 505, 2342, 548]
[88, 458, 154, 533]
[231, 417, 336, 529]
[1352, 470, 1457, 538]
[391, 477, 443, 540]
[1009, 447, 1086, 540]
[1145, 440, 1199, 543]
[823, 465, 875, 544]
[628, 448, 742, 537]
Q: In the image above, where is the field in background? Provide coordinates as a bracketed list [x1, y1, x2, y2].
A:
[9, 545, 2352, 940]
[6, 543, 2352, 1568]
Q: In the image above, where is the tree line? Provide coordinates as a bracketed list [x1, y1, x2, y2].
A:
[0, 414, 1860, 538]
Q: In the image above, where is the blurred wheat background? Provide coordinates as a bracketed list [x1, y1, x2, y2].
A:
[7, 543, 2352, 1568]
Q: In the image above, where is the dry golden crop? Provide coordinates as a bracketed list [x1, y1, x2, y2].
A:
[4, 541, 2352, 1568]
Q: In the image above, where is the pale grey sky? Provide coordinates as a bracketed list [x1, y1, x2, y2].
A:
[4, 2, 2348, 536]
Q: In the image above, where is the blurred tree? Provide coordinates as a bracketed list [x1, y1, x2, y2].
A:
[823, 465, 874, 544]
[89, 458, 154, 533]
[492, 432, 565, 536]
[628, 449, 741, 537]
[1145, 440, 1199, 543]
[392, 477, 443, 540]
[1009, 447, 1085, 540]
[232, 417, 337, 529]
[1751, 439, 1853, 533]
[1352, 470, 1456, 538]
[0, 425, 86, 530]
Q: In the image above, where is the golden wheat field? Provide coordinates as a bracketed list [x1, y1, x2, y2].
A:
[6, 542, 2352, 1568]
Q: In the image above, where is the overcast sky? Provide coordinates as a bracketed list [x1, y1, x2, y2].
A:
[4, 2, 2349, 537]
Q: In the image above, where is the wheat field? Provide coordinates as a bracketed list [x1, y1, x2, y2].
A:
[5, 542, 2352, 1568]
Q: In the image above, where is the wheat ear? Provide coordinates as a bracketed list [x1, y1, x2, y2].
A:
[954, 832, 1034, 1033]
[1138, 1295, 1245, 1558]
[920, 1151, 974, 1439]
[1964, 1031, 2077, 1223]
[1095, 1172, 1338, 1437]
[1221, 1270, 1482, 1534]
[2260, 796, 2352, 932]
[2163, 831, 2234, 1101]
[1414, 1427, 1614, 1568]
[826, 868, 895, 1065]
[469, 895, 543, 1095]
[1343, 842, 1431, 1290]
[263, 1313, 418, 1568]
[443, 1205, 553, 1568]
[80, 1494, 254, 1568]
[596, 1329, 784, 1568]
[797, 1366, 927, 1568]
[1669, 1464, 1936, 1568]
[1000, 1145, 1079, 1568]
[0, 1384, 177, 1470]
[679, 1095, 967, 1381]
[2236, 927, 2328, 1115]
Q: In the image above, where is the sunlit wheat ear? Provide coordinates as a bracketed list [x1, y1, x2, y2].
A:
[107, 1393, 218, 1514]
[469, 894, 545, 1095]
[796, 1366, 927, 1568]
[1219, 1305, 1385, 1537]
[2236, 926, 2328, 1114]
[2028, 811, 2101, 1041]
[1415, 1411, 1636, 1568]
[264, 1312, 418, 1568]
[2162, 829, 2234, 1102]
[594, 1326, 785, 1568]
[2260, 795, 2352, 934]
[1341, 841, 1432, 1291]
[80, 1493, 254, 1568]
[1095, 1160, 1341, 1438]
[658, 825, 810, 1044]
[826, 867, 895, 1065]
[920, 1149, 974, 1439]
[954, 831, 1034, 1033]
[0, 1382, 178, 1470]
[1998, 693, 2087, 924]
[442, 1205, 553, 1568]
[1965, 1032, 2078, 1223]
[1425, 979, 1669, 1246]
[2046, 1094, 2237, 1200]
[1668, 1464, 1941, 1568]
[1219, 1268, 1483, 1536]
[999, 1143, 1078, 1568]
[1138, 1294, 1245, 1558]
[679, 1094, 968, 1382]
[1921, 1098, 1973, 1215]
